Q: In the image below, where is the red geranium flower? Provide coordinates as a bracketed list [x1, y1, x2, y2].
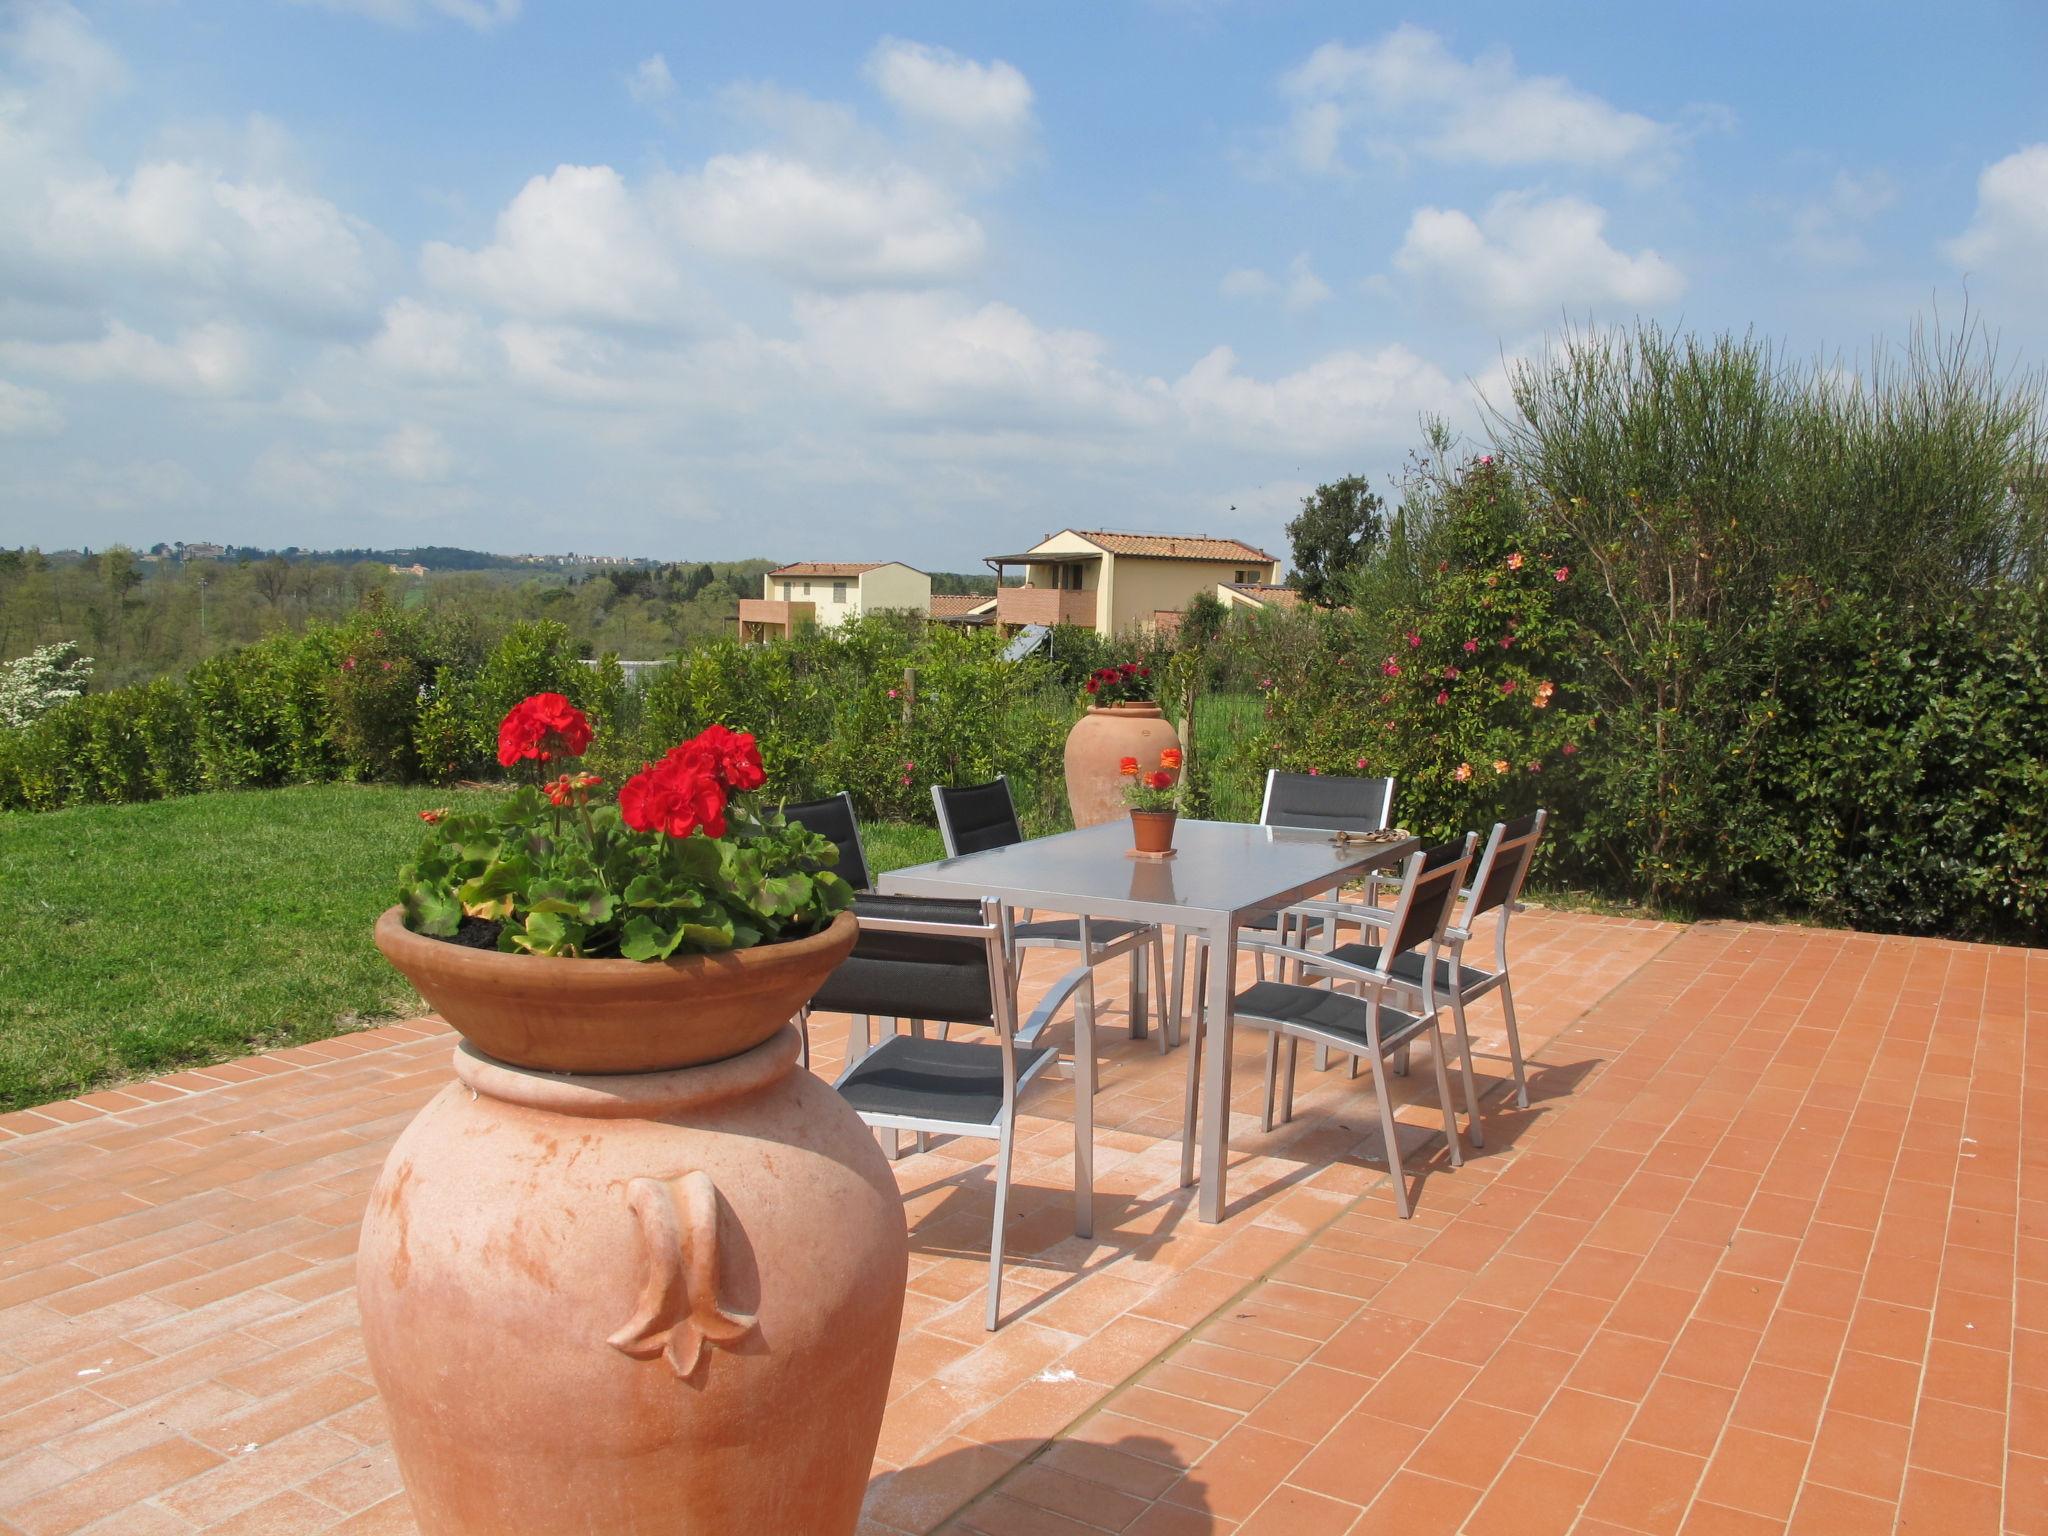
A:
[619, 755, 727, 839]
[1118, 756, 1140, 777]
[1159, 746, 1183, 769]
[1144, 769, 1173, 791]
[668, 722, 765, 792]
[497, 693, 592, 767]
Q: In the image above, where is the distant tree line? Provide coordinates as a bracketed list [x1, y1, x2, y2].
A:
[0, 545, 1001, 691]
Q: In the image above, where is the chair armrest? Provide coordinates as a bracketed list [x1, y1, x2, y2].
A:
[1236, 938, 1396, 993]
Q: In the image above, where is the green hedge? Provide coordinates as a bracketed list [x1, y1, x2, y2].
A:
[0, 602, 592, 813]
[0, 609, 1097, 834]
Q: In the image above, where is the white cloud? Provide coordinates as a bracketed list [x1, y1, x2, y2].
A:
[628, 54, 675, 107]
[1392, 193, 1684, 323]
[1220, 254, 1331, 315]
[423, 164, 696, 326]
[0, 320, 255, 395]
[1782, 170, 1897, 267]
[792, 291, 1162, 428]
[246, 423, 462, 514]
[374, 423, 456, 481]
[866, 39, 1034, 144]
[286, 0, 520, 31]
[1945, 144, 2048, 280]
[663, 152, 984, 287]
[1274, 25, 1677, 177]
[0, 378, 63, 436]
[1170, 343, 1456, 451]
[367, 298, 492, 380]
[4, 2, 128, 115]
[24, 158, 378, 325]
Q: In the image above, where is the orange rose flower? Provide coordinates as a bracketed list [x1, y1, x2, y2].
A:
[1118, 756, 1140, 777]
[1159, 747, 1183, 769]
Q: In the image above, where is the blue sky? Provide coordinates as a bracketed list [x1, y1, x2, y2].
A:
[1, 1, 2043, 569]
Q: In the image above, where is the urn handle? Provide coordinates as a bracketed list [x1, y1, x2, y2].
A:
[608, 1170, 756, 1378]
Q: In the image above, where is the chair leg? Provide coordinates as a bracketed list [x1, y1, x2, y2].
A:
[795, 1009, 810, 1071]
[1129, 947, 1147, 1041]
[1448, 992, 1485, 1149]
[1499, 976, 1530, 1108]
[1151, 937, 1173, 1052]
[1253, 947, 1266, 983]
[1281, 1038, 1299, 1125]
[1425, 1021, 1464, 1169]
[1261, 1032, 1280, 1133]
[1365, 1050, 1411, 1218]
[1178, 954, 1207, 1188]
[985, 1115, 1016, 1331]
[1392, 1042, 1411, 1077]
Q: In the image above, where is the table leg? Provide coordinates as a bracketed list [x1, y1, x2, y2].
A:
[1198, 920, 1237, 1222]
[1178, 949, 1205, 1188]
[1073, 915, 1096, 1240]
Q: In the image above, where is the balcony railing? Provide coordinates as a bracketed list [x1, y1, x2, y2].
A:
[996, 587, 1097, 629]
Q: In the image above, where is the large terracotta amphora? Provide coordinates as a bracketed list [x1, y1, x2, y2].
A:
[361, 910, 905, 1535]
[1063, 703, 1181, 828]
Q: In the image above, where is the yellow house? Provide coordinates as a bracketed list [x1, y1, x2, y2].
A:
[983, 530, 1281, 636]
[737, 561, 932, 642]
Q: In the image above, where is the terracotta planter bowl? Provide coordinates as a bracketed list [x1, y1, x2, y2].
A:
[374, 906, 858, 1073]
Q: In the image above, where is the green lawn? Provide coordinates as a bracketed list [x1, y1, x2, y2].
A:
[0, 786, 948, 1113]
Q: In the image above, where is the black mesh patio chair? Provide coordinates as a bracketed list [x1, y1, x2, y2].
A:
[1319, 810, 1548, 1147]
[822, 895, 1089, 1330]
[1169, 768, 1398, 1041]
[784, 790, 874, 894]
[931, 777, 1171, 1052]
[1203, 836, 1475, 1218]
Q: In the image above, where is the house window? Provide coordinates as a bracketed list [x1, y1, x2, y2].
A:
[780, 583, 791, 600]
[803, 580, 812, 596]
[833, 581, 847, 603]
[1061, 564, 1083, 591]
[1235, 569, 1256, 583]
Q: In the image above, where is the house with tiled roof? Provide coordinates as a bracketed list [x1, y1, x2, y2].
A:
[738, 561, 931, 642]
[1215, 581, 1303, 613]
[929, 593, 998, 625]
[983, 529, 1281, 636]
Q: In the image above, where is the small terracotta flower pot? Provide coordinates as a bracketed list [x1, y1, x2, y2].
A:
[1130, 808, 1178, 854]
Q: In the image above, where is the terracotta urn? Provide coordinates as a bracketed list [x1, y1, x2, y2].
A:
[1064, 703, 1181, 828]
[1129, 809, 1177, 855]
[361, 909, 907, 1536]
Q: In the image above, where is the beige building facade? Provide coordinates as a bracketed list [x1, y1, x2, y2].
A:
[737, 561, 932, 642]
[985, 530, 1280, 636]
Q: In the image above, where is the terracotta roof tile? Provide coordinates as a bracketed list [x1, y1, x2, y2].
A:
[766, 562, 889, 578]
[1223, 582, 1302, 609]
[930, 594, 996, 618]
[1074, 530, 1277, 563]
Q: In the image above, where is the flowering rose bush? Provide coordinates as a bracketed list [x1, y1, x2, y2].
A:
[399, 696, 852, 959]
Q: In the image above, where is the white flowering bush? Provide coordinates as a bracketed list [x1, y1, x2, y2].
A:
[0, 643, 94, 729]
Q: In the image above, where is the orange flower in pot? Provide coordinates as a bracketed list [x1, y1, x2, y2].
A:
[1122, 746, 1184, 854]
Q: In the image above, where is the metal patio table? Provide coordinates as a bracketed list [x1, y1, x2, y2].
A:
[879, 818, 1420, 1223]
